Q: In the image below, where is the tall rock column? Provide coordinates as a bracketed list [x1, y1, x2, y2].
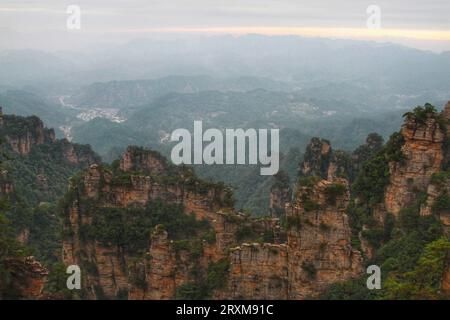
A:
[286, 178, 363, 299]
[385, 107, 446, 216]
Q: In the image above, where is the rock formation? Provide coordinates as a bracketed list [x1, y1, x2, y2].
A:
[385, 106, 446, 216]
[0, 256, 48, 299]
[286, 178, 363, 298]
[4, 102, 448, 300]
[269, 171, 291, 219]
[0, 114, 55, 155]
[61, 141, 364, 299]
[300, 138, 332, 179]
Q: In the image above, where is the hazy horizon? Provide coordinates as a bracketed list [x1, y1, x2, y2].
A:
[1, 0, 450, 52]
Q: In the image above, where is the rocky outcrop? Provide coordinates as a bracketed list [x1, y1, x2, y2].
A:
[420, 173, 450, 233]
[61, 139, 365, 300]
[227, 243, 288, 299]
[128, 226, 199, 300]
[385, 106, 447, 216]
[0, 111, 99, 167]
[0, 256, 48, 299]
[0, 114, 55, 155]
[269, 171, 291, 218]
[62, 150, 239, 299]
[223, 177, 363, 299]
[300, 138, 332, 179]
[120, 146, 167, 175]
[443, 101, 450, 169]
[300, 137, 351, 182]
[133, 227, 178, 299]
[286, 178, 363, 298]
[59, 102, 450, 300]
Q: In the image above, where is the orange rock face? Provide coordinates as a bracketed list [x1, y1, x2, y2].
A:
[62, 152, 239, 299]
[286, 178, 363, 298]
[227, 243, 289, 299]
[221, 178, 362, 299]
[61, 143, 365, 300]
[385, 113, 446, 216]
[120, 146, 167, 175]
[0, 115, 55, 155]
[1, 256, 48, 299]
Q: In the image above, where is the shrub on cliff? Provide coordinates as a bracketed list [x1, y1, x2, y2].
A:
[351, 153, 389, 205]
[90, 200, 211, 255]
[383, 237, 450, 299]
[324, 183, 347, 205]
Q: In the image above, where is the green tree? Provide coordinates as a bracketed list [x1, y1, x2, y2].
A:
[383, 237, 450, 299]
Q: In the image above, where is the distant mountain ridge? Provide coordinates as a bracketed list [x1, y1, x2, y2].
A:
[66, 75, 292, 110]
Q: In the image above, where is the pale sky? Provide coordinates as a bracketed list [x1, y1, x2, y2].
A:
[1, 0, 450, 51]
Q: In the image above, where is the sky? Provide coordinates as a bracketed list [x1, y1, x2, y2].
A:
[1, 0, 450, 52]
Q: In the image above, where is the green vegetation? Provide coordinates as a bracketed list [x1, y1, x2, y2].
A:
[89, 201, 210, 255]
[319, 222, 331, 232]
[236, 224, 258, 243]
[326, 198, 445, 299]
[44, 261, 75, 298]
[403, 103, 447, 131]
[323, 183, 347, 205]
[432, 193, 450, 214]
[175, 258, 230, 300]
[286, 214, 302, 230]
[430, 170, 450, 215]
[326, 103, 450, 300]
[173, 239, 203, 260]
[350, 129, 407, 207]
[382, 237, 450, 299]
[206, 259, 230, 290]
[301, 261, 317, 279]
[300, 197, 320, 212]
[0, 200, 30, 298]
[351, 153, 389, 206]
[320, 276, 379, 300]
[0, 115, 44, 137]
[0, 124, 99, 207]
[384, 132, 406, 163]
[297, 175, 321, 188]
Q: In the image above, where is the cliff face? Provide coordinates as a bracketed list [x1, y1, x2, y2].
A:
[222, 137, 363, 299]
[0, 110, 55, 155]
[58, 103, 450, 300]
[0, 110, 99, 166]
[300, 137, 352, 182]
[420, 173, 450, 232]
[269, 171, 291, 219]
[227, 243, 289, 299]
[120, 146, 167, 174]
[0, 111, 100, 203]
[62, 147, 239, 299]
[0, 110, 105, 300]
[225, 180, 362, 299]
[286, 178, 363, 298]
[385, 109, 446, 215]
[62, 143, 364, 300]
[0, 256, 48, 299]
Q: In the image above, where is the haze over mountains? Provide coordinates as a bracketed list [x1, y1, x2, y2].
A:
[1, 34, 450, 212]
